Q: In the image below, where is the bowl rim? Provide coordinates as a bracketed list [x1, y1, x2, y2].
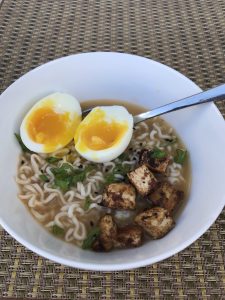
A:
[1, 51, 225, 271]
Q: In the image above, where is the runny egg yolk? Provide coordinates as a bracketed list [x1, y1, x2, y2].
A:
[75, 109, 129, 152]
[80, 120, 128, 151]
[26, 105, 80, 152]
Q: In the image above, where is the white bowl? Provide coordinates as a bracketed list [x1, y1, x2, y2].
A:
[0, 52, 225, 271]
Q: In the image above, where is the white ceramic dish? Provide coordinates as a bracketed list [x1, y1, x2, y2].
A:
[0, 52, 225, 271]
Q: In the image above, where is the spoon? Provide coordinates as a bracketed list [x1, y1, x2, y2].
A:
[82, 84, 225, 124]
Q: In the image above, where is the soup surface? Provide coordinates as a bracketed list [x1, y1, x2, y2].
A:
[16, 100, 190, 250]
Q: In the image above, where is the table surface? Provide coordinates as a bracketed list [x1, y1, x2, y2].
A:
[0, 0, 225, 299]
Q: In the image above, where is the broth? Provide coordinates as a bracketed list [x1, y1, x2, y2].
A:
[17, 99, 191, 249]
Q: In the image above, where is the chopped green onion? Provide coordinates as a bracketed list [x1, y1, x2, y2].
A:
[54, 177, 71, 192]
[105, 173, 119, 185]
[118, 152, 129, 161]
[113, 163, 131, 175]
[51, 163, 74, 175]
[46, 157, 61, 163]
[72, 165, 95, 185]
[52, 224, 65, 236]
[39, 174, 49, 182]
[84, 197, 92, 211]
[51, 164, 95, 192]
[14, 133, 33, 153]
[51, 165, 74, 192]
[104, 162, 131, 185]
[174, 149, 187, 164]
[150, 148, 166, 159]
[82, 227, 100, 249]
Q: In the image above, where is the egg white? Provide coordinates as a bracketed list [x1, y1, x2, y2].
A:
[20, 92, 81, 153]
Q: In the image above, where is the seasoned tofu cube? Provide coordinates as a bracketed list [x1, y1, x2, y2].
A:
[102, 183, 136, 210]
[115, 225, 143, 248]
[139, 149, 170, 173]
[135, 207, 174, 239]
[127, 164, 157, 196]
[149, 182, 183, 214]
[92, 214, 117, 251]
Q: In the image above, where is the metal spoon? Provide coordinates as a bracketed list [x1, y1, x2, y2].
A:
[82, 84, 225, 124]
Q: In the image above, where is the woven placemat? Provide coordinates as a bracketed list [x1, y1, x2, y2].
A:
[0, 0, 225, 299]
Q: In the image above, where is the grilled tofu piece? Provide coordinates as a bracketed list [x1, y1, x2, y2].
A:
[127, 164, 157, 196]
[115, 225, 144, 248]
[149, 182, 184, 214]
[135, 207, 174, 239]
[102, 183, 136, 210]
[139, 149, 170, 173]
[92, 214, 117, 251]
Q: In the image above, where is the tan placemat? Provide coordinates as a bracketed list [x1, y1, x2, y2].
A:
[0, 0, 225, 299]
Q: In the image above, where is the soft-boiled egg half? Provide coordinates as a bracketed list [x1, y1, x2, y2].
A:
[74, 106, 133, 163]
[20, 92, 81, 153]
